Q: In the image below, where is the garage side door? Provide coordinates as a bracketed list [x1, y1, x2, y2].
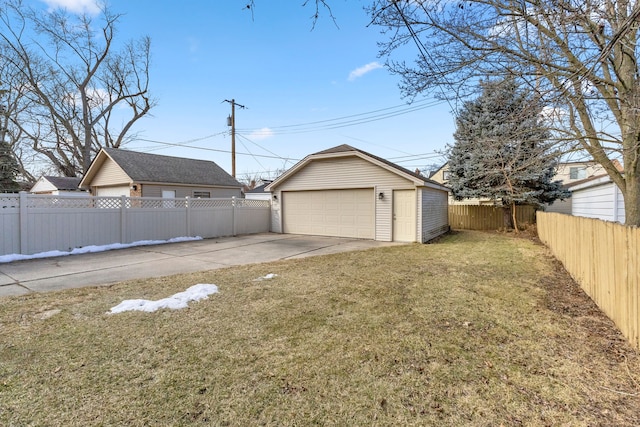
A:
[283, 189, 374, 239]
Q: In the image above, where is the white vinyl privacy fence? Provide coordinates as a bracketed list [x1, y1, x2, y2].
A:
[0, 193, 271, 256]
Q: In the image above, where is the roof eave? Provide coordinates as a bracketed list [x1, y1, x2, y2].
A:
[266, 150, 430, 191]
[134, 180, 243, 189]
[79, 148, 134, 189]
[418, 181, 451, 192]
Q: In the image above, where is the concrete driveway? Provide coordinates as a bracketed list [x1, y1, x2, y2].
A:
[0, 233, 403, 297]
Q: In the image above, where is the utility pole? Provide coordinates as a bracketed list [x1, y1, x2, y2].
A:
[224, 99, 246, 177]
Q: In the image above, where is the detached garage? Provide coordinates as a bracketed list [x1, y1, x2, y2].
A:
[266, 145, 450, 243]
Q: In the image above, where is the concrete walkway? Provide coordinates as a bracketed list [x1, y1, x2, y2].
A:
[0, 233, 403, 297]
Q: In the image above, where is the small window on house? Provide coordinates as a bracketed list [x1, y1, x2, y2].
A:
[443, 171, 451, 180]
[569, 167, 587, 180]
[193, 191, 211, 198]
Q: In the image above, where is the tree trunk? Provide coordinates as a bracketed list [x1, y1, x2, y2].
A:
[511, 202, 519, 234]
[502, 205, 513, 230]
[624, 173, 640, 226]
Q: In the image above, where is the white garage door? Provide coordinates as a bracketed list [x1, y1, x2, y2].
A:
[96, 186, 130, 197]
[282, 189, 375, 239]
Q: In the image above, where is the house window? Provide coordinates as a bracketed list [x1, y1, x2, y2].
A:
[569, 167, 587, 180]
[193, 191, 211, 198]
[443, 171, 451, 181]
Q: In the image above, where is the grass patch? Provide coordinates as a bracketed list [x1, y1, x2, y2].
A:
[1, 230, 638, 425]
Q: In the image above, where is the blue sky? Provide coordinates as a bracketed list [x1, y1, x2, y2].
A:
[41, 0, 456, 180]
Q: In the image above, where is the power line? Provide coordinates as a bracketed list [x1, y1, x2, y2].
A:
[135, 137, 300, 162]
[236, 133, 289, 161]
[135, 98, 445, 152]
[134, 98, 448, 168]
[242, 98, 442, 130]
[237, 99, 446, 135]
[236, 135, 267, 171]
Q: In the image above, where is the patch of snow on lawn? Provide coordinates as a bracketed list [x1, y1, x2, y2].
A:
[109, 284, 219, 314]
[0, 236, 203, 263]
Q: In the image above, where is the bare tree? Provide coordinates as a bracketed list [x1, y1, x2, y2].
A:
[0, 0, 155, 177]
[0, 45, 41, 183]
[369, 0, 640, 226]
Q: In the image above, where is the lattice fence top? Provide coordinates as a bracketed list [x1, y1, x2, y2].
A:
[28, 196, 98, 209]
[0, 194, 272, 210]
[0, 195, 19, 208]
[95, 197, 124, 209]
[190, 198, 234, 208]
[235, 199, 270, 208]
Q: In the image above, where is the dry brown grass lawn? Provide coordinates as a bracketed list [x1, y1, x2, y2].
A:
[0, 230, 638, 426]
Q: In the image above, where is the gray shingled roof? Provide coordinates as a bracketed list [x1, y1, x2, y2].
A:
[314, 144, 441, 185]
[246, 183, 270, 193]
[103, 148, 242, 187]
[44, 176, 82, 190]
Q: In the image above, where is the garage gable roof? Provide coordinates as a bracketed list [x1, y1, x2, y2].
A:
[266, 144, 449, 191]
[80, 148, 243, 188]
[31, 176, 83, 193]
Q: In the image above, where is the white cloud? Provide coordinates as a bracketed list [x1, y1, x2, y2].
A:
[247, 127, 274, 141]
[348, 62, 384, 81]
[41, 0, 101, 15]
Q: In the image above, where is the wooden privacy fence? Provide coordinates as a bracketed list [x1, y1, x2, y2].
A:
[448, 204, 537, 230]
[538, 212, 640, 350]
[0, 193, 271, 256]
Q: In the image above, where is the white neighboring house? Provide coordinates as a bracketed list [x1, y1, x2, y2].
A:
[569, 174, 625, 224]
[546, 161, 608, 214]
[244, 180, 272, 201]
[30, 176, 88, 196]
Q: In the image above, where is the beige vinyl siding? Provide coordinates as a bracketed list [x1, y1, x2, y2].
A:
[141, 185, 242, 198]
[271, 198, 282, 233]
[375, 186, 393, 241]
[30, 178, 56, 194]
[418, 188, 449, 242]
[277, 157, 415, 191]
[91, 158, 130, 186]
[430, 166, 449, 185]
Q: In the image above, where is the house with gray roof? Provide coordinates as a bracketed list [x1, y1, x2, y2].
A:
[79, 148, 243, 198]
[244, 180, 273, 201]
[30, 176, 87, 196]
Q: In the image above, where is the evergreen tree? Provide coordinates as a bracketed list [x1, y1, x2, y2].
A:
[0, 138, 19, 192]
[448, 77, 569, 231]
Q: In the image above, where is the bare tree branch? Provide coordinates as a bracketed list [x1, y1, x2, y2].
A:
[369, 0, 640, 225]
[0, 0, 156, 177]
